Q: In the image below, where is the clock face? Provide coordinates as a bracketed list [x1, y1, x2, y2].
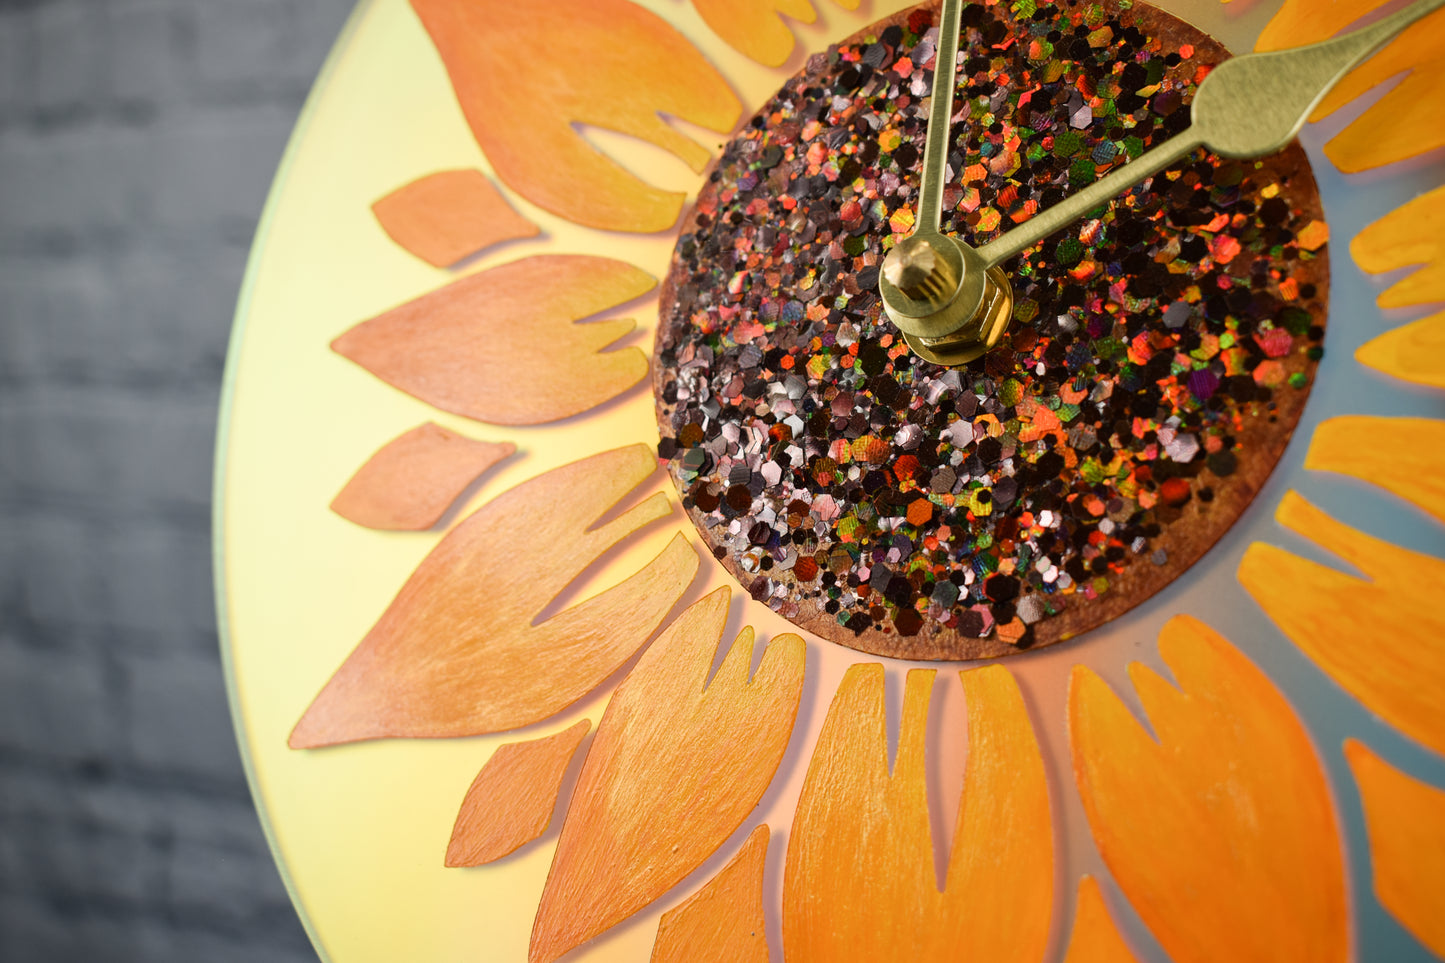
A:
[215, 1, 1445, 962]
[654, 0, 1327, 659]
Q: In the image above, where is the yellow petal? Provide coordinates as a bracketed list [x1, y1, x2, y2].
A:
[1305, 416, 1445, 525]
[1352, 184, 1445, 309]
[530, 589, 805, 963]
[290, 445, 698, 747]
[409, 0, 741, 232]
[651, 825, 771, 963]
[1323, 62, 1445, 173]
[1063, 876, 1142, 963]
[1256, 0, 1390, 51]
[445, 720, 590, 867]
[1240, 491, 1445, 756]
[1068, 616, 1346, 963]
[330, 422, 514, 531]
[1355, 311, 1445, 390]
[333, 255, 654, 426]
[784, 663, 1052, 963]
[692, 0, 816, 67]
[371, 169, 539, 268]
[1345, 740, 1445, 957]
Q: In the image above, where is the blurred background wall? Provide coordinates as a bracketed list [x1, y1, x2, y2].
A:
[0, 0, 354, 958]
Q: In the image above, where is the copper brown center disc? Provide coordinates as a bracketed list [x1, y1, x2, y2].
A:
[654, 0, 1327, 660]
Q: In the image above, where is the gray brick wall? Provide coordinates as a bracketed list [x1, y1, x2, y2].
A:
[0, 1, 354, 959]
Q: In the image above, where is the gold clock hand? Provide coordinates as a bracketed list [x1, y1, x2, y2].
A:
[881, 0, 1445, 367]
[911, 0, 963, 241]
[976, 0, 1445, 269]
[879, 0, 1016, 367]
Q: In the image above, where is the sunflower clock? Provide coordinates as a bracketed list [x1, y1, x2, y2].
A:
[215, 0, 1445, 960]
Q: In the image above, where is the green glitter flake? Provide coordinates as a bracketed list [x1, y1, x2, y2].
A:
[1053, 131, 1085, 159]
[1280, 306, 1313, 335]
[1055, 237, 1086, 266]
[1069, 157, 1099, 184]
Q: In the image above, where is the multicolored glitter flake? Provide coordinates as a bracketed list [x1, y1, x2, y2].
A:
[654, 0, 1327, 659]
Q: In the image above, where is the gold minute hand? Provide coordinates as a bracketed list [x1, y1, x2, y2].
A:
[976, 0, 1445, 269]
[880, 0, 1445, 367]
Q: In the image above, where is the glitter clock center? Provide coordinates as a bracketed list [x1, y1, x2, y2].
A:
[654, 0, 1328, 660]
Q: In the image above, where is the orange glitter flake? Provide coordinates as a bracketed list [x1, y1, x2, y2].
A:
[1297, 220, 1330, 252]
[889, 207, 916, 234]
[1253, 360, 1287, 386]
[1211, 235, 1242, 264]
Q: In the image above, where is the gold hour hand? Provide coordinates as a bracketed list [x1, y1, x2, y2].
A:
[878, 0, 1014, 367]
[909, 0, 963, 240]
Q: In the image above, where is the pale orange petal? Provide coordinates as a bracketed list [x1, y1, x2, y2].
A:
[329, 422, 514, 531]
[1355, 311, 1445, 390]
[372, 169, 539, 268]
[692, 0, 815, 67]
[333, 255, 653, 426]
[1324, 68, 1445, 173]
[1305, 416, 1445, 524]
[529, 588, 805, 963]
[409, 0, 741, 232]
[1352, 184, 1445, 309]
[446, 720, 590, 867]
[1255, 0, 1445, 171]
[290, 445, 698, 747]
[1345, 740, 1445, 957]
[651, 825, 770, 963]
[1256, 0, 1389, 51]
[783, 663, 1052, 963]
[1067, 616, 1346, 963]
[1063, 877, 1142, 963]
[1239, 491, 1445, 756]
[1315, 6, 1445, 115]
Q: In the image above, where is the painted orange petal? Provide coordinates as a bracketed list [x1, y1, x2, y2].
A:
[289, 445, 698, 748]
[1353, 184, 1445, 309]
[446, 720, 590, 867]
[332, 255, 654, 426]
[1256, 0, 1388, 48]
[529, 588, 805, 963]
[1063, 877, 1142, 963]
[372, 169, 539, 268]
[1306, 416, 1445, 525]
[1067, 616, 1346, 963]
[651, 824, 771, 963]
[692, 0, 815, 67]
[1240, 491, 1445, 756]
[409, 0, 741, 233]
[1312, 9, 1445, 172]
[329, 422, 515, 531]
[783, 663, 1052, 963]
[1255, 0, 1445, 171]
[1345, 739, 1445, 957]
[1355, 311, 1445, 390]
